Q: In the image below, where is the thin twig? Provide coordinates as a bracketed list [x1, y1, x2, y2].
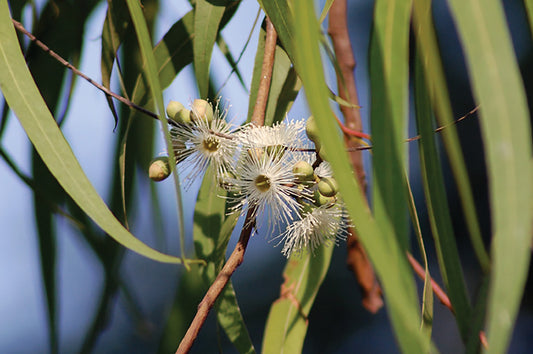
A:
[175, 16, 278, 354]
[346, 106, 480, 152]
[11, 19, 177, 126]
[328, 0, 382, 313]
[407, 252, 488, 349]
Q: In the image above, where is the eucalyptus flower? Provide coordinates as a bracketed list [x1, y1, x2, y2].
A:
[170, 102, 237, 186]
[238, 119, 309, 154]
[229, 148, 308, 233]
[278, 203, 350, 258]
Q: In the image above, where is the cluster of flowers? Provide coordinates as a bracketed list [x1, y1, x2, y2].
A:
[149, 99, 351, 258]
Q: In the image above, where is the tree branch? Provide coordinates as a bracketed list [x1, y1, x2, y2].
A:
[11, 19, 175, 126]
[328, 0, 383, 313]
[175, 16, 278, 354]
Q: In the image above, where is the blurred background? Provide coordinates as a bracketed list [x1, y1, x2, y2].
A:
[1, 0, 532, 353]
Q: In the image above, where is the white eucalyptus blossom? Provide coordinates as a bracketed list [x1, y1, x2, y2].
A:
[229, 149, 309, 233]
[238, 119, 309, 152]
[314, 161, 334, 178]
[170, 102, 237, 186]
[278, 203, 350, 258]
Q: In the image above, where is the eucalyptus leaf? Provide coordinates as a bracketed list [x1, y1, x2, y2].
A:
[446, 1, 533, 352]
[0, 1, 184, 264]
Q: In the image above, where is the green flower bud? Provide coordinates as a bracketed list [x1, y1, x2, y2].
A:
[292, 160, 314, 182]
[190, 99, 214, 123]
[313, 189, 335, 206]
[149, 156, 171, 182]
[166, 101, 185, 120]
[305, 115, 320, 144]
[318, 176, 339, 197]
[174, 108, 192, 124]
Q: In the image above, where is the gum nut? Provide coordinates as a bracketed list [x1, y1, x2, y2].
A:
[293, 160, 314, 181]
[166, 101, 185, 119]
[149, 157, 171, 182]
[174, 108, 192, 124]
[318, 176, 339, 197]
[305, 115, 320, 143]
[314, 189, 334, 206]
[190, 99, 214, 123]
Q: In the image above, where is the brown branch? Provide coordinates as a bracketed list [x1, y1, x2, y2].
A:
[328, 0, 383, 313]
[10, 19, 174, 126]
[250, 17, 277, 126]
[175, 17, 278, 354]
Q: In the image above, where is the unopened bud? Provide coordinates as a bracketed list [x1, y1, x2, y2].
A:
[149, 156, 171, 182]
[166, 101, 185, 120]
[174, 108, 192, 124]
[313, 189, 335, 206]
[190, 99, 214, 123]
[293, 160, 314, 182]
[318, 177, 338, 197]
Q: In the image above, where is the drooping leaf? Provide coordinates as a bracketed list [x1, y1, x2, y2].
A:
[193, 170, 254, 353]
[412, 0, 489, 272]
[290, 0, 428, 351]
[446, 1, 533, 352]
[262, 245, 334, 353]
[0, 1, 185, 264]
[369, 0, 411, 251]
[406, 177, 434, 346]
[413, 40, 472, 341]
[193, 0, 227, 98]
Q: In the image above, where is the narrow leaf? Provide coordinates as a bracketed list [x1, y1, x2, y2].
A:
[193, 0, 227, 98]
[414, 42, 472, 340]
[262, 246, 334, 353]
[125, 0, 189, 265]
[0, 3, 183, 264]
[290, 1, 428, 351]
[193, 171, 254, 353]
[446, 1, 533, 352]
[369, 0, 412, 251]
[412, 0, 489, 271]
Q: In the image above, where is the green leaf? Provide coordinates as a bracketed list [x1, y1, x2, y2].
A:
[125, 0, 189, 265]
[290, 0, 428, 351]
[193, 171, 254, 353]
[369, 0, 412, 251]
[318, 0, 335, 23]
[193, 0, 227, 98]
[100, 0, 131, 125]
[0, 1, 184, 264]
[262, 245, 334, 353]
[406, 178, 433, 346]
[414, 43, 472, 341]
[446, 1, 533, 352]
[412, 0, 489, 272]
